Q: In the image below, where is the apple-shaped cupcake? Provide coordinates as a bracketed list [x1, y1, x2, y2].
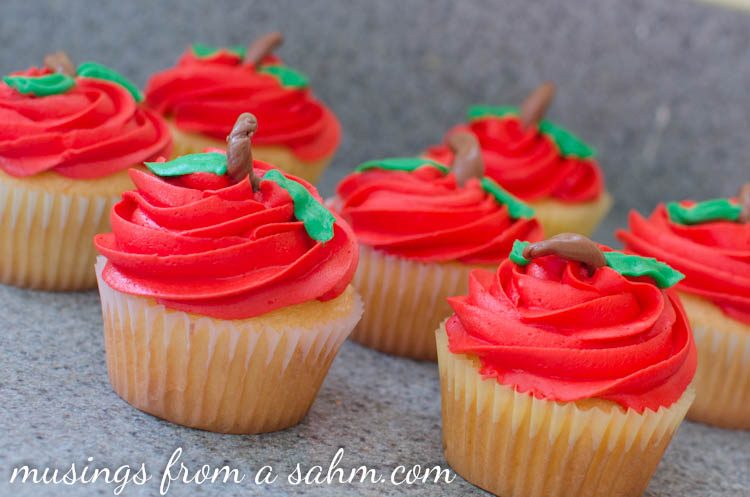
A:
[438, 233, 695, 497]
[424, 83, 612, 237]
[145, 32, 340, 184]
[617, 186, 750, 429]
[0, 52, 171, 290]
[331, 132, 543, 360]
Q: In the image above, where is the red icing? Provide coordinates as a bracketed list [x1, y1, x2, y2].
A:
[617, 203, 750, 324]
[144, 48, 340, 162]
[0, 67, 172, 179]
[446, 254, 697, 412]
[334, 166, 544, 264]
[94, 161, 358, 319]
[423, 117, 604, 202]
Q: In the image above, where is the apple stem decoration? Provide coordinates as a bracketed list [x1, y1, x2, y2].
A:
[447, 132, 484, 186]
[43, 51, 76, 76]
[226, 112, 261, 190]
[739, 183, 750, 223]
[245, 31, 284, 66]
[519, 82, 556, 129]
[523, 232, 606, 276]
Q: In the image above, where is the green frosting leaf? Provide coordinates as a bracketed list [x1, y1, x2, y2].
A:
[3, 73, 75, 97]
[355, 157, 449, 174]
[145, 153, 227, 177]
[666, 198, 741, 225]
[538, 120, 596, 159]
[76, 62, 144, 102]
[467, 105, 519, 121]
[510, 240, 532, 266]
[480, 177, 535, 219]
[603, 252, 685, 289]
[192, 43, 246, 59]
[262, 169, 335, 242]
[257, 65, 309, 89]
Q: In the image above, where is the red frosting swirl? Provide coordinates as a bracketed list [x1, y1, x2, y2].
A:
[424, 117, 604, 202]
[334, 166, 544, 264]
[617, 204, 750, 324]
[94, 161, 358, 319]
[446, 254, 696, 412]
[0, 67, 172, 179]
[144, 48, 340, 161]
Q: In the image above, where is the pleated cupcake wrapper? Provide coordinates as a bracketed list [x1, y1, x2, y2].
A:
[436, 325, 694, 497]
[0, 177, 116, 290]
[167, 119, 331, 184]
[96, 257, 363, 434]
[679, 293, 750, 429]
[350, 244, 485, 361]
[530, 191, 613, 237]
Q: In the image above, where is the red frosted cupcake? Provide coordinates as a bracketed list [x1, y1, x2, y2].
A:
[437, 233, 695, 497]
[145, 32, 340, 184]
[330, 132, 543, 360]
[617, 187, 750, 429]
[0, 52, 171, 290]
[424, 83, 612, 236]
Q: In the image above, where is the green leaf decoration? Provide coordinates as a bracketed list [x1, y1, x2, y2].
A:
[510, 240, 532, 266]
[3, 73, 75, 97]
[262, 169, 335, 242]
[538, 119, 596, 159]
[76, 62, 144, 102]
[192, 43, 246, 59]
[666, 198, 741, 225]
[603, 252, 685, 289]
[467, 105, 519, 121]
[257, 65, 309, 89]
[145, 153, 227, 177]
[480, 177, 535, 219]
[355, 157, 449, 174]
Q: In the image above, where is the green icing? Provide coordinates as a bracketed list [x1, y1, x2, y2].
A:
[603, 252, 684, 289]
[666, 198, 741, 225]
[257, 65, 309, 89]
[510, 240, 532, 266]
[76, 62, 144, 102]
[262, 169, 335, 242]
[145, 153, 227, 177]
[538, 120, 596, 159]
[480, 178, 535, 219]
[192, 43, 246, 59]
[467, 105, 519, 121]
[3, 73, 75, 97]
[355, 157, 449, 174]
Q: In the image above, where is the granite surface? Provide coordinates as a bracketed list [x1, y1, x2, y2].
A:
[1, 0, 749, 496]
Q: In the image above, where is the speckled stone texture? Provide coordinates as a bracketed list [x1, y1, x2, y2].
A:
[0, 0, 748, 496]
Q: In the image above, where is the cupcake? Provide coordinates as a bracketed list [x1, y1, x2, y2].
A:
[93, 113, 361, 434]
[331, 132, 543, 360]
[424, 83, 612, 236]
[0, 52, 172, 290]
[437, 233, 695, 497]
[617, 187, 750, 429]
[145, 32, 340, 184]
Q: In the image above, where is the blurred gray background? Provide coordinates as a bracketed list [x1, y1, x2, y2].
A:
[2, 2, 750, 496]
[1, 0, 748, 245]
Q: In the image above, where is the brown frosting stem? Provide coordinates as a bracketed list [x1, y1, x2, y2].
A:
[522, 232, 606, 276]
[519, 82, 556, 129]
[244, 31, 284, 66]
[226, 113, 261, 189]
[447, 131, 484, 186]
[43, 51, 76, 77]
[739, 183, 750, 223]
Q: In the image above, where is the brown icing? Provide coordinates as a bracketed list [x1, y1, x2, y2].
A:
[519, 82, 556, 129]
[739, 183, 750, 223]
[245, 32, 284, 66]
[447, 131, 484, 186]
[523, 232, 606, 276]
[226, 112, 261, 189]
[43, 51, 76, 77]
